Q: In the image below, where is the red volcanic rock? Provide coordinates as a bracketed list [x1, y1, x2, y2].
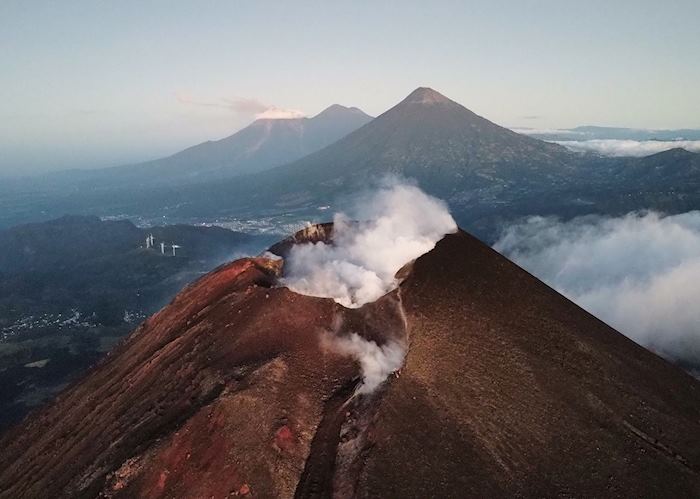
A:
[275, 425, 297, 454]
[267, 222, 334, 257]
[1, 228, 699, 498]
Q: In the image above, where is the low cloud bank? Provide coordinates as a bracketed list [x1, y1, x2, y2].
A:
[282, 181, 457, 308]
[554, 139, 700, 157]
[510, 127, 584, 137]
[495, 211, 700, 372]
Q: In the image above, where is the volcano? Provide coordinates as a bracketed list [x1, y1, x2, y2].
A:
[275, 87, 574, 187]
[70, 104, 372, 189]
[1, 221, 699, 498]
[158, 87, 581, 217]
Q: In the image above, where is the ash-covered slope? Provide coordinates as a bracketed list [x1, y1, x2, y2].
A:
[1, 228, 699, 498]
[358, 230, 700, 497]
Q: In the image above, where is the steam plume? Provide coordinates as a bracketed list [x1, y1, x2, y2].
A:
[323, 333, 406, 394]
[282, 181, 457, 308]
[282, 180, 456, 391]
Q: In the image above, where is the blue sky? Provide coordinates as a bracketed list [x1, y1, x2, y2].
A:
[1, 0, 699, 174]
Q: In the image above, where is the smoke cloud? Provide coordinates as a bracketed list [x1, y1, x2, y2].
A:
[282, 181, 456, 391]
[554, 139, 700, 157]
[494, 211, 700, 373]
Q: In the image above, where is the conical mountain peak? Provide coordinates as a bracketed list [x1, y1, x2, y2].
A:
[401, 86, 454, 105]
[313, 104, 371, 120]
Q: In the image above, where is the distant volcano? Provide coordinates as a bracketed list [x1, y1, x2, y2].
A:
[157, 86, 583, 231]
[8, 87, 700, 241]
[81, 103, 373, 188]
[1, 223, 699, 498]
[237, 86, 575, 192]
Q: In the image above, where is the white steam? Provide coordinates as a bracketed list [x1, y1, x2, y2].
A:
[255, 107, 306, 120]
[554, 139, 700, 157]
[324, 333, 406, 394]
[495, 211, 700, 373]
[282, 182, 457, 308]
[282, 181, 456, 392]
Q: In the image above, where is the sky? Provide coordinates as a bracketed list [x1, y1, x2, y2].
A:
[1, 0, 699, 175]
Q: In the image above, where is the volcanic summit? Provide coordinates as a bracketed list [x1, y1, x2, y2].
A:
[1, 204, 699, 497]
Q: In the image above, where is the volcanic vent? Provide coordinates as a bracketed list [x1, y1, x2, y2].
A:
[2, 184, 700, 498]
[270, 183, 456, 397]
[262, 183, 459, 496]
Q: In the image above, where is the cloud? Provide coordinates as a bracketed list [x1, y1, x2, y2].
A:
[176, 93, 266, 113]
[494, 211, 700, 373]
[175, 93, 306, 120]
[553, 139, 700, 157]
[510, 127, 584, 136]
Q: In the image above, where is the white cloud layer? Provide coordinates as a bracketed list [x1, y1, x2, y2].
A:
[554, 139, 700, 157]
[494, 211, 700, 373]
[510, 127, 584, 136]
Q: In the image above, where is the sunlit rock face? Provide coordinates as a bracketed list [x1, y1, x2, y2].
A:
[268, 222, 335, 257]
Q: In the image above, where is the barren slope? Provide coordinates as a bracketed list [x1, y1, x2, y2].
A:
[1, 229, 699, 498]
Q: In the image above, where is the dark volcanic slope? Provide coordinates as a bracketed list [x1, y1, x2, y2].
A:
[360, 230, 700, 497]
[1, 229, 699, 498]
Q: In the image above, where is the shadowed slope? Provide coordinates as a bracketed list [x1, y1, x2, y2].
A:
[359, 230, 700, 497]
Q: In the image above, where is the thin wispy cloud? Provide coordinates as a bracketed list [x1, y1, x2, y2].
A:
[175, 93, 306, 120]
